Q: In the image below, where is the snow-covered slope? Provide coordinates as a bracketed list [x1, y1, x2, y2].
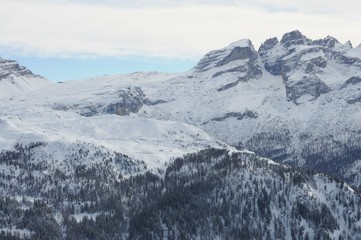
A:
[0, 57, 50, 99]
[0, 71, 227, 173]
[0, 113, 226, 170]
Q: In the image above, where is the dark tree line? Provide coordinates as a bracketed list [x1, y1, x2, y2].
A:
[0, 144, 361, 239]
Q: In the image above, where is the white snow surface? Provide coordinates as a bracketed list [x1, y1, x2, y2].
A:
[0, 74, 50, 99]
[0, 72, 227, 170]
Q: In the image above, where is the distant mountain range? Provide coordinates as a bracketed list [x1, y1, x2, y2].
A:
[1, 30, 361, 239]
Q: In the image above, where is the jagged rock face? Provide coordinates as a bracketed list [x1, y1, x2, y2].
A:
[52, 86, 145, 117]
[258, 37, 281, 75]
[259, 31, 361, 103]
[195, 40, 262, 85]
[318, 36, 339, 48]
[285, 76, 331, 102]
[281, 48, 331, 102]
[0, 58, 41, 80]
[340, 76, 361, 89]
[103, 87, 144, 116]
[215, 46, 257, 66]
[280, 30, 310, 47]
[346, 94, 361, 104]
[203, 110, 258, 125]
[259, 37, 278, 54]
[196, 40, 257, 71]
[334, 53, 361, 65]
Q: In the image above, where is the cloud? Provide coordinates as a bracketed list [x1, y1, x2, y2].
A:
[46, 0, 361, 15]
[0, 1, 360, 59]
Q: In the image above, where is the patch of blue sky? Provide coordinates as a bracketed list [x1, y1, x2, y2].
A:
[0, 54, 196, 82]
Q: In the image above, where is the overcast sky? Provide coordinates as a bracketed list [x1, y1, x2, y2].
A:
[0, 0, 360, 80]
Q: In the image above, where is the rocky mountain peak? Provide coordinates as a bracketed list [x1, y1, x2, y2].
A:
[344, 40, 353, 49]
[195, 39, 257, 72]
[194, 39, 262, 88]
[258, 37, 279, 57]
[257, 31, 361, 103]
[216, 42, 257, 67]
[0, 57, 42, 80]
[280, 30, 310, 47]
[322, 36, 340, 48]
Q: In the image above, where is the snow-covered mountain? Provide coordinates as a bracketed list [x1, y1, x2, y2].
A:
[1, 30, 361, 239]
[68, 30, 359, 189]
[0, 58, 50, 99]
